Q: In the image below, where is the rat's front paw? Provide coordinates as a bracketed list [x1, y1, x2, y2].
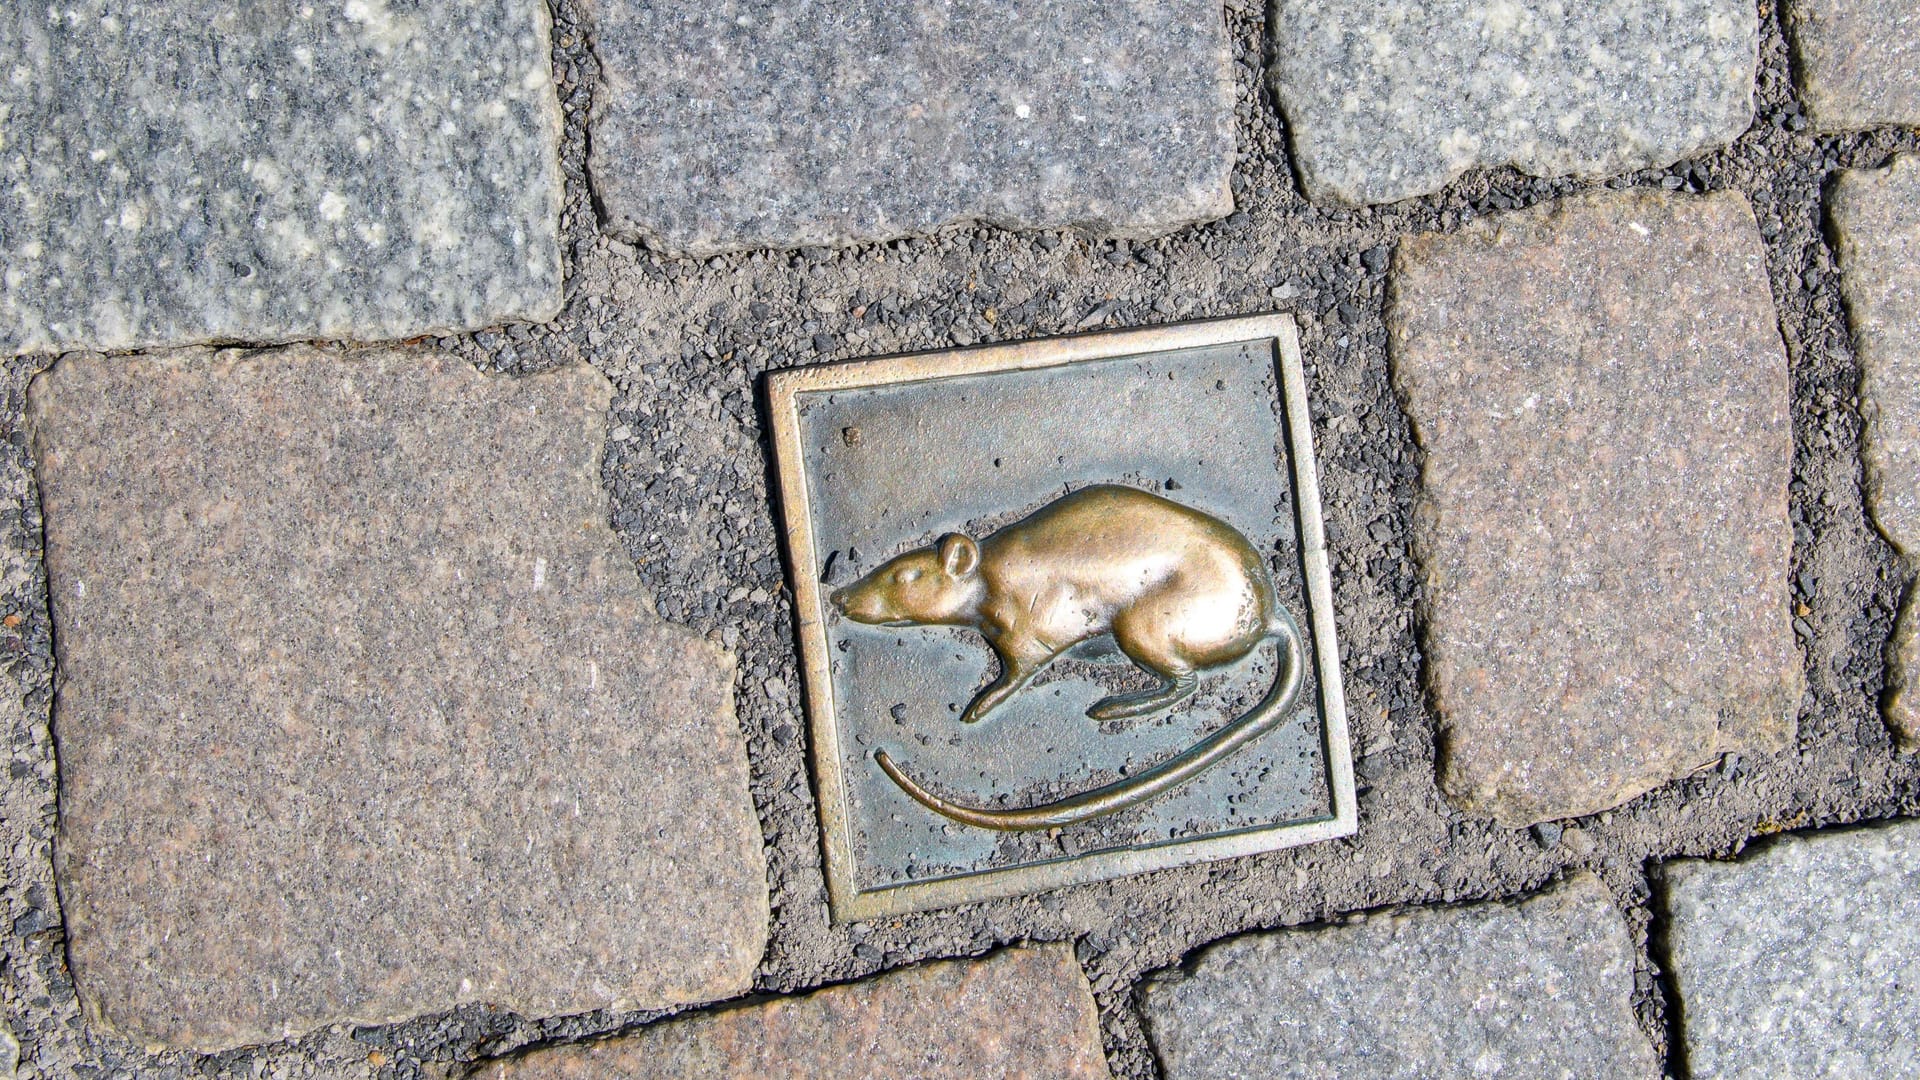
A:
[960, 690, 1006, 724]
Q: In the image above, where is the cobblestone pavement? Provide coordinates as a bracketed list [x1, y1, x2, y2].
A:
[0, 2, 564, 355]
[1833, 153, 1920, 748]
[1391, 187, 1801, 827]
[1, 1, 1918, 1078]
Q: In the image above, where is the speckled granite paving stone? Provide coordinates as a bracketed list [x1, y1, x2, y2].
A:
[1888, 599, 1920, 748]
[28, 346, 767, 1051]
[0, 3, 563, 356]
[1662, 820, 1920, 1079]
[480, 944, 1110, 1080]
[1390, 189, 1800, 827]
[1141, 872, 1658, 1080]
[587, 0, 1234, 256]
[1269, 0, 1757, 206]
[1785, 0, 1920, 130]
[1832, 155, 1920, 747]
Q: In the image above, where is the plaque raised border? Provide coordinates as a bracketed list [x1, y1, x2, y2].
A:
[767, 314, 1356, 920]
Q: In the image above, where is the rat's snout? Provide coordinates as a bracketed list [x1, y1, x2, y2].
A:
[830, 578, 893, 624]
[830, 581, 871, 619]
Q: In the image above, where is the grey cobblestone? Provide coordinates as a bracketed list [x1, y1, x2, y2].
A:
[587, 0, 1234, 255]
[1270, 0, 1757, 205]
[0, 2, 564, 356]
[1142, 872, 1658, 1080]
[1662, 820, 1920, 1079]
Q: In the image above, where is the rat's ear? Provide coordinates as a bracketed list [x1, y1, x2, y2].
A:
[939, 533, 980, 576]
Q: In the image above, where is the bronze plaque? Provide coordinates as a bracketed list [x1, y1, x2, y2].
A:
[768, 315, 1356, 920]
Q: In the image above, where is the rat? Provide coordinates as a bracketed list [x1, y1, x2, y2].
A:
[830, 484, 1305, 830]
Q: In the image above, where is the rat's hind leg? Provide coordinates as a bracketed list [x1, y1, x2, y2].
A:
[1088, 620, 1197, 720]
[1087, 672, 1197, 721]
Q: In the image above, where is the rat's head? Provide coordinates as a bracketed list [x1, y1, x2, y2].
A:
[830, 534, 984, 627]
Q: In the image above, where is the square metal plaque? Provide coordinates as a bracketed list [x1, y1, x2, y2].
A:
[768, 315, 1355, 920]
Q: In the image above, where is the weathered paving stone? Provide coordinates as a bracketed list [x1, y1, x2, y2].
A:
[1391, 189, 1800, 827]
[0, 3, 563, 356]
[1662, 820, 1920, 1078]
[1269, 0, 1757, 206]
[1831, 155, 1920, 747]
[1784, 0, 1920, 130]
[1889, 603, 1920, 749]
[29, 346, 767, 1051]
[481, 944, 1110, 1079]
[587, 0, 1234, 256]
[1142, 872, 1658, 1080]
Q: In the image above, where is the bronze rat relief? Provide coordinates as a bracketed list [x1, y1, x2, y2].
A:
[831, 484, 1305, 831]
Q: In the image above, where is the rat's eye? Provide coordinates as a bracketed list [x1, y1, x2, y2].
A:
[896, 568, 920, 584]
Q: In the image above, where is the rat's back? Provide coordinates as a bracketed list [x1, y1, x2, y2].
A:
[982, 485, 1269, 614]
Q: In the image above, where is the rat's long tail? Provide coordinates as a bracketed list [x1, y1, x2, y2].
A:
[873, 609, 1305, 831]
